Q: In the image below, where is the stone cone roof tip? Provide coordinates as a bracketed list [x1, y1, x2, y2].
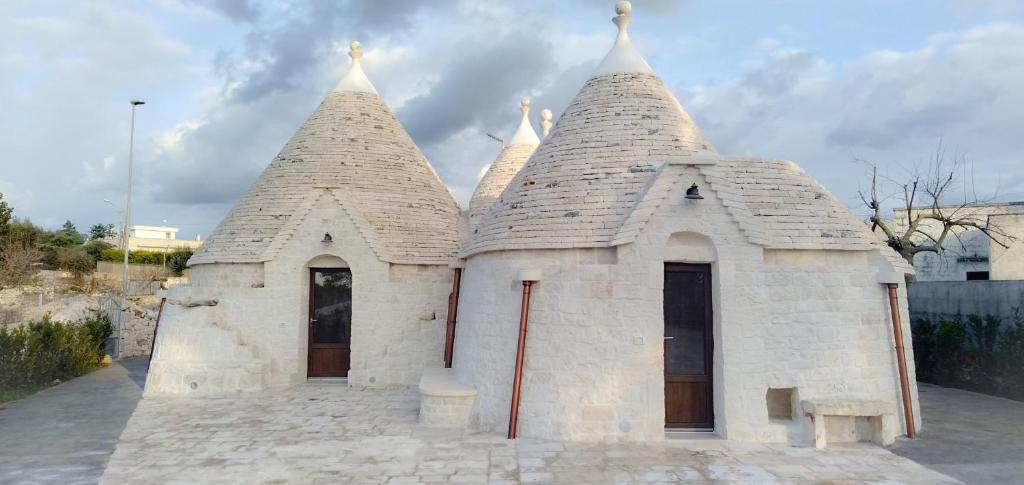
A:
[540, 108, 553, 137]
[335, 41, 378, 94]
[506, 98, 541, 146]
[594, 1, 654, 76]
[467, 98, 541, 227]
[463, 2, 713, 256]
[190, 41, 460, 266]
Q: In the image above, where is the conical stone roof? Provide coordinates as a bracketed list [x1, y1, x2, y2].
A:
[467, 98, 541, 228]
[190, 42, 461, 266]
[463, 1, 894, 262]
[462, 4, 712, 256]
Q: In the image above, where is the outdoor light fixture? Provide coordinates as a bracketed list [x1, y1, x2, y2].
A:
[685, 183, 704, 200]
[321, 233, 333, 244]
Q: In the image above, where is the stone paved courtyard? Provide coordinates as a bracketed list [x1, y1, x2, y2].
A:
[100, 384, 958, 484]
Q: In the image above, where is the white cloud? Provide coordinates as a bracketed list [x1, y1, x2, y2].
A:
[680, 22, 1024, 216]
[4, 0, 1023, 240]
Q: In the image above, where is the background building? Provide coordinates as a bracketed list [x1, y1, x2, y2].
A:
[893, 202, 1024, 281]
[109, 224, 202, 253]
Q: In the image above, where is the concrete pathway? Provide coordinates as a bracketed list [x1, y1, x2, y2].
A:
[0, 358, 148, 485]
[101, 384, 956, 484]
[891, 382, 1024, 484]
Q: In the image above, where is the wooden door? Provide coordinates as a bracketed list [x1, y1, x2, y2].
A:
[664, 263, 714, 429]
[307, 268, 352, 378]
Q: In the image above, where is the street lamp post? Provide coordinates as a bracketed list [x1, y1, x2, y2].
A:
[118, 99, 145, 359]
[103, 198, 123, 247]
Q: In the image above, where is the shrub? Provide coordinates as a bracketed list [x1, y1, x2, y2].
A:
[47, 221, 85, 248]
[83, 239, 112, 261]
[165, 247, 194, 276]
[0, 312, 113, 391]
[0, 241, 40, 289]
[912, 310, 1024, 401]
[55, 246, 95, 279]
[99, 249, 165, 265]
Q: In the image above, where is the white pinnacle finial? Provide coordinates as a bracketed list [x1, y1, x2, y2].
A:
[349, 41, 363, 62]
[540, 109, 553, 137]
[593, 1, 652, 76]
[613, 1, 632, 39]
[335, 40, 378, 94]
[508, 97, 540, 146]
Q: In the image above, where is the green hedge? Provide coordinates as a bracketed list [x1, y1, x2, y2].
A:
[99, 248, 165, 265]
[98, 248, 193, 276]
[0, 313, 113, 390]
[912, 310, 1024, 401]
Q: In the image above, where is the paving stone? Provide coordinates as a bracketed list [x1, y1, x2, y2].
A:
[99, 385, 959, 484]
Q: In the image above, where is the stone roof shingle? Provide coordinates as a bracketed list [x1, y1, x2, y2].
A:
[189, 89, 461, 266]
[462, 72, 712, 256]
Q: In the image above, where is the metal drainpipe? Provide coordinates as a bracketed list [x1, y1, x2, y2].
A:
[444, 268, 463, 368]
[508, 280, 535, 439]
[886, 283, 917, 439]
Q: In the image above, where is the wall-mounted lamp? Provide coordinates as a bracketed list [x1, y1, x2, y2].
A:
[685, 183, 704, 200]
[321, 233, 333, 244]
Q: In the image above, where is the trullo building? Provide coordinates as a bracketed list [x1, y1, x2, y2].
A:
[147, 41, 461, 390]
[467, 98, 546, 228]
[148, 2, 922, 447]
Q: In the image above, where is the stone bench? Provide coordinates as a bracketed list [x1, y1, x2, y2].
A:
[418, 367, 477, 429]
[802, 399, 898, 449]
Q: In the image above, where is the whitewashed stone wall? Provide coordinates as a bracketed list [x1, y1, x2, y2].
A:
[147, 195, 451, 394]
[452, 166, 918, 443]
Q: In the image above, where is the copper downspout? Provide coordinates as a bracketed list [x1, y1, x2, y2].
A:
[886, 283, 917, 439]
[148, 297, 166, 363]
[443, 268, 463, 368]
[508, 280, 534, 439]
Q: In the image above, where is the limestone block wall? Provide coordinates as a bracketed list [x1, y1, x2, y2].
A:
[145, 285, 268, 394]
[453, 167, 917, 443]
[188, 262, 265, 288]
[453, 246, 666, 442]
[148, 195, 452, 392]
[749, 250, 921, 441]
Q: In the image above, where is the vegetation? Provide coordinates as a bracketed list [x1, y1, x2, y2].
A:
[99, 247, 194, 276]
[88, 223, 116, 240]
[0, 193, 11, 237]
[54, 247, 97, 281]
[912, 310, 1024, 401]
[0, 242, 41, 288]
[0, 192, 129, 287]
[0, 312, 113, 402]
[165, 247, 194, 276]
[100, 248, 158, 265]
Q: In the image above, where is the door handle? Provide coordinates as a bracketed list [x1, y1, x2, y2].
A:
[664, 337, 675, 340]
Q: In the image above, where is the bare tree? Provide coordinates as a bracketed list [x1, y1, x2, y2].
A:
[859, 143, 1013, 266]
[0, 241, 41, 289]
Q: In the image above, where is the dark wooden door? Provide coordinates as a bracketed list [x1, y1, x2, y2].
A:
[307, 268, 352, 378]
[664, 263, 714, 429]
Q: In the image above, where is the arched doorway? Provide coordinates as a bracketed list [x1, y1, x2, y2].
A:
[307, 267, 353, 378]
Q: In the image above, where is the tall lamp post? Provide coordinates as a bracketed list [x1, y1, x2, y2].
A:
[118, 99, 145, 359]
[103, 198, 123, 246]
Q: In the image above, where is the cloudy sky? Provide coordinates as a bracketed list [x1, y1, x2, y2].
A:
[2, 0, 1023, 239]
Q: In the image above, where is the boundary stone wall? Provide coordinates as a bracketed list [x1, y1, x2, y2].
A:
[908, 280, 1024, 322]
